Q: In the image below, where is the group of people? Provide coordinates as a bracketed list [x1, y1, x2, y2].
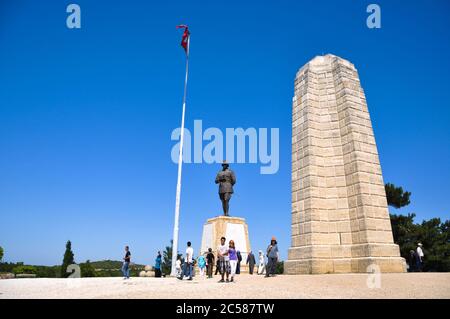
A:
[123, 240, 427, 279]
[175, 236, 279, 282]
[120, 236, 280, 281]
[120, 246, 165, 279]
[408, 243, 425, 272]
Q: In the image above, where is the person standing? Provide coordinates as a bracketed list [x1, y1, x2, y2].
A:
[236, 250, 242, 274]
[246, 251, 256, 275]
[228, 240, 238, 282]
[185, 242, 194, 280]
[215, 254, 221, 276]
[175, 257, 182, 277]
[217, 236, 230, 283]
[178, 241, 194, 280]
[206, 248, 215, 279]
[416, 243, 424, 271]
[257, 250, 265, 275]
[408, 250, 417, 272]
[198, 254, 206, 277]
[265, 237, 279, 278]
[154, 251, 162, 278]
[122, 245, 131, 280]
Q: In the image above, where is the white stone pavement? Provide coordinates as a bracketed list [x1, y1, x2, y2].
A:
[0, 273, 449, 299]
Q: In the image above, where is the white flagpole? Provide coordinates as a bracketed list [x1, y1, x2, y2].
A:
[171, 35, 190, 276]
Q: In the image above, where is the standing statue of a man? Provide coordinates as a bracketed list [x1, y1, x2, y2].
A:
[215, 161, 236, 216]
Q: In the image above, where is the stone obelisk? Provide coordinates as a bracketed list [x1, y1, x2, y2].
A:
[285, 54, 406, 274]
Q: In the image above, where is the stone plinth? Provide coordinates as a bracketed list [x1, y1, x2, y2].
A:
[200, 215, 252, 273]
[285, 54, 406, 274]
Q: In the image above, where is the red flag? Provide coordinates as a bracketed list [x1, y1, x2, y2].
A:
[176, 25, 190, 54]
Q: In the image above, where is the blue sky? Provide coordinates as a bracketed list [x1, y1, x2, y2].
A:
[0, 0, 449, 266]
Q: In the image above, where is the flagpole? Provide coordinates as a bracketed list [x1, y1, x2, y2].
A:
[171, 35, 190, 277]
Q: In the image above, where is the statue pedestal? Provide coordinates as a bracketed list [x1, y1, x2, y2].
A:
[200, 215, 252, 273]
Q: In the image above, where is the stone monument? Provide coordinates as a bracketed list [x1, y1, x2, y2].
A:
[200, 216, 252, 271]
[200, 163, 252, 273]
[285, 54, 406, 274]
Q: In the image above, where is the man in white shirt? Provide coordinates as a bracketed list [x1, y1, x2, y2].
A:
[178, 241, 194, 280]
[416, 243, 424, 271]
[217, 236, 230, 283]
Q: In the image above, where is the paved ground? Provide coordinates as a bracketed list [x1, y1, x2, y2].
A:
[0, 273, 449, 299]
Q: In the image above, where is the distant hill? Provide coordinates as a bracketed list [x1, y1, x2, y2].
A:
[1, 260, 146, 278]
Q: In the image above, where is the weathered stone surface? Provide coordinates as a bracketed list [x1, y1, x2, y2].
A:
[286, 54, 406, 274]
[139, 268, 155, 277]
[0, 273, 15, 279]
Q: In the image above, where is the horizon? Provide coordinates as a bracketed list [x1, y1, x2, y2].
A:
[1, 0, 449, 267]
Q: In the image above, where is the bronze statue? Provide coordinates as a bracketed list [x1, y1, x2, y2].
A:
[215, 161, 236, 216]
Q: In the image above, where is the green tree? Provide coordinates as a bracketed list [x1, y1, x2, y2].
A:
[385, 183, 411, 208]
[387, 183, 449, 271]
[80, 260, 96, 277]
[0, 246, 3, 262]
[386, 182, 415, 259]
[416, 218, 450, 271]
[36, 265, 60, 278]
[390, 213, 418, 257]
[275, 261, 284, 274]
[162, 240, 182, 276]
[390, 213, 450, 271]
[61, 240, 75, 278]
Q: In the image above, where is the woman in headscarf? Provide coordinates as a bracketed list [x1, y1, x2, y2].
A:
[154, 251, 162, 277]
[257, 250, 265, 275]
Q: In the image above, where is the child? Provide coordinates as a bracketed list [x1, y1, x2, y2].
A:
[175, 257, 182, 277]
[198, 254, 206, 277]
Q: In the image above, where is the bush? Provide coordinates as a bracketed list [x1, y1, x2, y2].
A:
[276, 261, 284, 274]
[35, 266, 61, 278]
[12, 265, 37, 275]
[80, 260, 96, 277]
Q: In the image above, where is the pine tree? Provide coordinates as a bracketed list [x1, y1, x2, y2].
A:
[385, 183, 411, 209]
[390, 213, 450, 271]
[61, 240, 75, 278]
[0, 246, 3, 262]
